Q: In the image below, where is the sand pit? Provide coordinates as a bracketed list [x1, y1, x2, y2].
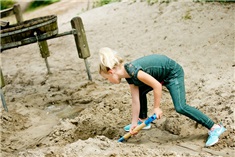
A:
[1, 0, 234, 157]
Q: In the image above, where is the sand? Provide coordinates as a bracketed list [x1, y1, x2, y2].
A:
[0, 0, 234, 157]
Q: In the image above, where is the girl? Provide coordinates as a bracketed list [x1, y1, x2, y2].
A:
[98, 47, 226, 147]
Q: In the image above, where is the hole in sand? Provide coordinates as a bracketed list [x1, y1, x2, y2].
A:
[44, 104, 122, 143]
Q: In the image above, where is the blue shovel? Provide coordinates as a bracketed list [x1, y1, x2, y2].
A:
[118, 113, 157, 142]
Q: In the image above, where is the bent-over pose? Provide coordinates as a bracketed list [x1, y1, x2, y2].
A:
[98, 47, 226, 146]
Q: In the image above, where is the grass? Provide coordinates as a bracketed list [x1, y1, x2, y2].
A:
[0, 0, 16, 10]
[183, 10, 192, 20]
[92, 0, 121, 8]
[147, 0, 171, 5]
[193, 0, 235, 2]
[26, 0, 60, 12]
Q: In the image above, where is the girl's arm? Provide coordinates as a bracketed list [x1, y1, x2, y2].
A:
[129, 84, 140, 133]
[137, 70, 163, 118]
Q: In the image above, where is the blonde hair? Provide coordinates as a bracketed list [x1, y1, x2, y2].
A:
[99, 47, 123, 74]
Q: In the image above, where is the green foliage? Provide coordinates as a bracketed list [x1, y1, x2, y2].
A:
[183, 10, 192, 20]
[147, 0, 175, 5]
[193, 0, 235, 2]
[147, 0, 157, 5]
[93, 0, 121, 8]
[26, 0, 60, 11]
[146, 0, 234, 4]
[0, 0, 16, 10]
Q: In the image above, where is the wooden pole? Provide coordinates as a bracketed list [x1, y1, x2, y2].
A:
[38, 40, 50, 58]
[71, 17, 90, 59]
[38, 40, 51, 74]
[0, 68, 5, 88]
[13, 4, 23, 23]
[71, 17, 92, 81]
[34, 31, 51, 74]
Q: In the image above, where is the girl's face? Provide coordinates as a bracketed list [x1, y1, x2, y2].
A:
[100, 70, 121, 84]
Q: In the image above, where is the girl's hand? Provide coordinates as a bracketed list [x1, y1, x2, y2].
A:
[153, 107, 163, 119]
[130, 123, 138, 135]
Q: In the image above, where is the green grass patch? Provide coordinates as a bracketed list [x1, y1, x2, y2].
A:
[183, 10, 192, 20]
[26, 0, 60, 12]
[193, 0, 235, 2]
[0, 0, 16, 10]
[147, 0, 171, 5]
[93, 0, 121, 8]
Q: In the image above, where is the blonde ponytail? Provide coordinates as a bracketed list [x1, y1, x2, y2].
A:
[99, 47, 123, 73]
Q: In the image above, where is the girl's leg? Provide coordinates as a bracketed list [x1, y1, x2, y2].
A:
[139, 85, 152, 119]
[165, 70, 214, 130]
[123, 85, 152, 131]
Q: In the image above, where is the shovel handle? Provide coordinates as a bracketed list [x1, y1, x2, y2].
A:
[118, 114, 157, 142]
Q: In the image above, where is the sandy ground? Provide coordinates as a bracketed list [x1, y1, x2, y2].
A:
[1, 0, 235, 157]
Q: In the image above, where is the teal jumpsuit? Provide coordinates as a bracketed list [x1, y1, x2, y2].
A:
[124, 54, 214, 130]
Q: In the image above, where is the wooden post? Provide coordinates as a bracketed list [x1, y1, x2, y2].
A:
[34, 31, 51, 74]
[38, 40, 51, 74]
[13, 4, 23, 23]
[71, 17, 90, 59]
[38, 40, 50, 58]
[0, 68, 5, 88]
[71, 17, 92, 81]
